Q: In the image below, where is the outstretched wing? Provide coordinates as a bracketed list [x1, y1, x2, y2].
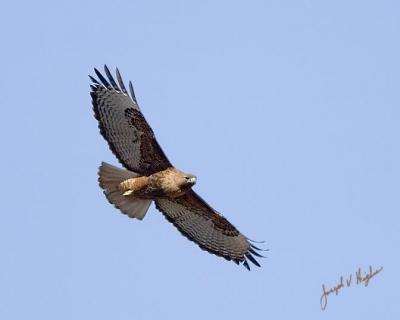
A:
[90, 65, 172, 175]
[155, 190, 265, 270]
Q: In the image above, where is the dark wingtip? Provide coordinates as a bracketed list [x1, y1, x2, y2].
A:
[243, 259, 251, 271]
[92, 66, 137, 104]
[129, 81, 137, 103]
[89, 75, 100, 85]
[240, 239, 268, 270]
[250, 243, 269, 252]
[247, 237, 266, 244]
[249, 248, 265, 258]
[94, 67, 111, 89]
[104, 65, 119, 90]
[245, 253, 261, 268]
[116, 67, 128, 94]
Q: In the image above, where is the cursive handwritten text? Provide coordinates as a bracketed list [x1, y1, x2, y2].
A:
[320, 265, 383, 311]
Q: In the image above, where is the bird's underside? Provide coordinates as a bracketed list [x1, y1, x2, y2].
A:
[117, 167, 196, 199]
[90, 65, 266, 270]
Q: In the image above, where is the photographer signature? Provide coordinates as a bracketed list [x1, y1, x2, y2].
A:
[320, 265, 383, 311]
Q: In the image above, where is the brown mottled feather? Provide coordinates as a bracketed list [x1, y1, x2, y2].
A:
[90, 68, 171, 175]
[155, 190, 262, 268]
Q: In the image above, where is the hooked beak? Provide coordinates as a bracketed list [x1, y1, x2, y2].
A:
[187, 176, 196, 184]
[185, 175, 197, 186]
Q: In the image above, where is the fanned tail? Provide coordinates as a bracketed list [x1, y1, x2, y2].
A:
[98, 162, 152, 220]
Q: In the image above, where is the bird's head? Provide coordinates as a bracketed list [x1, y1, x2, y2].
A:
[160, 168, 197, 196]
[181, 173, 197, 189]
[186, 174, 197, 184]
[174, 169, 197, 190]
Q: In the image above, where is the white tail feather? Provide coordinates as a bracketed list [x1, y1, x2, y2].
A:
[98, 162, 152, 220]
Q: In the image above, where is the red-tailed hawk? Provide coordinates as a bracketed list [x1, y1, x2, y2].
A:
[90, 65, 265, 270]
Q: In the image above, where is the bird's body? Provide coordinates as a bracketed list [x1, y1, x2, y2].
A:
[115, 168, 196, 199]
[90, 65, 265, 270]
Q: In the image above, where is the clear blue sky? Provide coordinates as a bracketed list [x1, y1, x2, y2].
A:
[0, 1, 399, 319]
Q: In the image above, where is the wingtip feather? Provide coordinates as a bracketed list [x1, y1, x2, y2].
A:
[243, 259, 251, 270]
[116, 67, 128, 94]
[245, 253, 261, 267]
[104, 64, 119, 90]
[94, 67, 111, 88]
[129, 81, 137, 103]
[89, 75, 100, 84]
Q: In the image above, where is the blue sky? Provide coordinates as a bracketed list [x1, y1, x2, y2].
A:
[1, 0, 399, 319]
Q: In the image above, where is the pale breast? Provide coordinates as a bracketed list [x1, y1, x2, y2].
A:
[118, 168, 189, 199]
[148, 169, 184, 198]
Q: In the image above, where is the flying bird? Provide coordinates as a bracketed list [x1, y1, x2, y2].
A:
[90, 65, 265, 270]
